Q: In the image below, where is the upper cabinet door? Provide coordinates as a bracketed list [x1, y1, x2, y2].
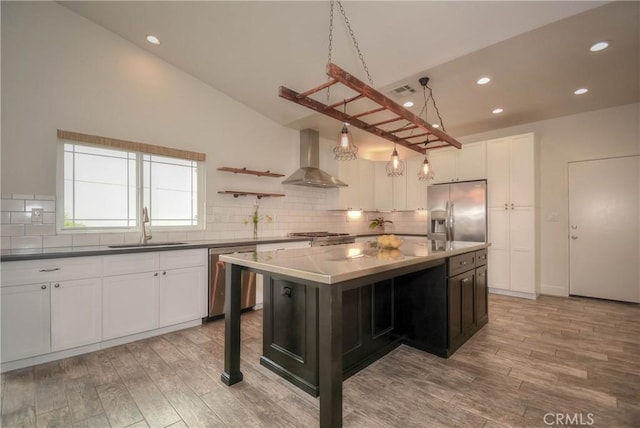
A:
[486, 138, 510, 208]
[508, 134, 535, 207]
[358, 160, 375, 211]
[428, 148, 457, 184]
[374, 162, 394, 211]
[456, 141, 487, 182]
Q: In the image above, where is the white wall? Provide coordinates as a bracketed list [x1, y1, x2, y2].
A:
[458, 102, 640, 297]
[0, 2, 358, 248]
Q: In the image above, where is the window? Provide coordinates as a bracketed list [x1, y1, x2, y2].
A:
[59, 142, 203, 231]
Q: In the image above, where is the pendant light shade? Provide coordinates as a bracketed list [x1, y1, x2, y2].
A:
[386, 145, 405, 177]
[417, 154, 435, 181]
[333, 123, 358, 160]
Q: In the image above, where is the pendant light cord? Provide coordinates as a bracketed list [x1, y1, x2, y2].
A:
[327, 0, 374, 101]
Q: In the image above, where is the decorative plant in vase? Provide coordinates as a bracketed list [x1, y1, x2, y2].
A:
[369, 216, 392, 233]
[243, 199, 273, 239]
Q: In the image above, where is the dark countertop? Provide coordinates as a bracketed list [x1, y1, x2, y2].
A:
[0, 236, 313, 262]
[0, 232, 430, 262]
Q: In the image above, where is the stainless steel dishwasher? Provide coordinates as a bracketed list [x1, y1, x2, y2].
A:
[207, 245, 257, 320]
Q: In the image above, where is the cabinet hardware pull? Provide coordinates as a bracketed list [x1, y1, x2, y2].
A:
[54, 283, 60, 288]
[460, 261, 467, 265]
[461, 278, 470, 283]
[511, 203, 514, 209]
[41, 285, 47, 290]
[504, 204, 508, 210]
[162, 271, 167, 276]
[39, 268, 60, 272]
[154, 273, 158, 277]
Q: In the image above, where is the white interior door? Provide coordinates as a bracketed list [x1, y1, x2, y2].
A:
[569, 156, 640, 303]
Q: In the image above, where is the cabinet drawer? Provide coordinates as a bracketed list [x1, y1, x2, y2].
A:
[104, 252, 159, 276]
[1, 256, 102, 287]
[159, 249, 207, 270]
[448, 252, 476, 277]
[475, 249, 488, 267]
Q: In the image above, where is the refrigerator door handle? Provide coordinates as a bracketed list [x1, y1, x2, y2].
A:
[445, 200, 451, 241]
[448, 201, 454, 241]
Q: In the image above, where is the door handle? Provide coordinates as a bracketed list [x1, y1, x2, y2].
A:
[504, 203, 508, 210]
[571, 236, 578, 240]
[39, 267, 60, 272]
[511, 203, 514, 210]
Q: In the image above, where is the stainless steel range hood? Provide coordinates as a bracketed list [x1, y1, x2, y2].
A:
[282, 129, 347, 188]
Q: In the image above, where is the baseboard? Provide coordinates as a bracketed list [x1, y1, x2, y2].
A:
[1, 319, 203, 373]
[540, 284, 568, 297]
[489, 288, 538, 300]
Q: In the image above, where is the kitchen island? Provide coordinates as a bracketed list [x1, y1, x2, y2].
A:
[220, 239, 489, 428]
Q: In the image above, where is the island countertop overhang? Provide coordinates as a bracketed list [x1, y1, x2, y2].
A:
[220, 240, 489, 284]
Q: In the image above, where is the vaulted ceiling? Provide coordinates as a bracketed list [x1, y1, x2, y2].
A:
[60, 1, 639, 159]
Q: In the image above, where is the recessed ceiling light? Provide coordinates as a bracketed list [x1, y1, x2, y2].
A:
[403, 101, 414, 108]
[432, 124, 440, 128]
[574, 88, 588, 95]
[477, 77, 491, 85]
[492, 108, 504, 114]
[589, 41, 609, 52]
[146, 35, 160, 45]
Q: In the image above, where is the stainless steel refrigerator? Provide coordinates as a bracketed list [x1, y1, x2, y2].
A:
[427, 180, 487, 242]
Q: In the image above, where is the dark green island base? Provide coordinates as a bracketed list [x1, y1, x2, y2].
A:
[260, 248, 488, 397]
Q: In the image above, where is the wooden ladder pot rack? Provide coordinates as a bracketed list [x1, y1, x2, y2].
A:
[279, 63, 462, 155]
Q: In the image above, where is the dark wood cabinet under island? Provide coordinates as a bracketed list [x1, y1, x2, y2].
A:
[220, 239, 489, 427]
[259, 245, 489, 396]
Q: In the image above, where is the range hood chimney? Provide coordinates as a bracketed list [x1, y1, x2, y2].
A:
[282, 129, 347, 188]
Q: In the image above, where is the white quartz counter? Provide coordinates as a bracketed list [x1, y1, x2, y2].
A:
[220, 239, 488, 284]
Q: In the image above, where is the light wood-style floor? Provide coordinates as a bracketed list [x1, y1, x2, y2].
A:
[1, 294, 639, 428]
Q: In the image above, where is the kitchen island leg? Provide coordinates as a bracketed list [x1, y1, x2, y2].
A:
[318, 284, 343, 428]
[221, 263, 243, 385]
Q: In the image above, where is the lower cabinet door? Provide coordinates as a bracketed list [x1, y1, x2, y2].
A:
[159, 266, 207, 327]
[476, 265, 488, 323]
[51, 278, 102, 352]
[1, 283, 51, 362]
[103, 272, 159, 340]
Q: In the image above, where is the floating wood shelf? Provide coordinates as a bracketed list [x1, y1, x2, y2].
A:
[217, 166, 285, 178]
[218, 191, 285, 199]
[279, 63, 462, 154]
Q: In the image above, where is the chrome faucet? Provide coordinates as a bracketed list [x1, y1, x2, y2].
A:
[141, 206, 152, 244]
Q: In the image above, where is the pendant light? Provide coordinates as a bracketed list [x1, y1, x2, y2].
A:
[386, 143, 405, 177]
[333, 100, 358, 160]
[417, 153, 435, 181]
[414, 76, 446, 181]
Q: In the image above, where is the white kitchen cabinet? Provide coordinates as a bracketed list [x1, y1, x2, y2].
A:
[337, 159, 375, 210]
[486, 133, 537, 297]
[406, 156, 429, 210]
[158, 249, 207, 327]
[1, 283, 51, 362]
[103, 271, 159, 340]
[1, 256, 102, 363]
[103, 249, 207, 340]
[51, 278, 102, 352]
[374, 162, 408, 211]
[159, 266, 207, 327]
[427, 141, 486, 184]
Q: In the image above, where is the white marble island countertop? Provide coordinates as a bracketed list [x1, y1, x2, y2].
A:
[220, 239, 488, 284]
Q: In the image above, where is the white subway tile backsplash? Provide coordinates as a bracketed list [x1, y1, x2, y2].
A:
[25, 200, 56, 212]
[26, 224, 56, 236]
[1, 237, 11, 249]
[1, 212, 10, 224]
[10, 212, 31, 224]
[43, 213, 56, 224]
[186, 231, 205, 241]
[35, 195, 55, 201]
[99, 234, 125, 246]
[43, 235, 73, 248]
[11, 236, 43, 249]
[12, 193, 34, 200]
[72, 234, 100, 247]
[1, 199, 25, 212]
[1, 224, 25, 237]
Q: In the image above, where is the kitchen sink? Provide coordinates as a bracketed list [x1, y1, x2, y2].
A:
[108, 242, 187, 249]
